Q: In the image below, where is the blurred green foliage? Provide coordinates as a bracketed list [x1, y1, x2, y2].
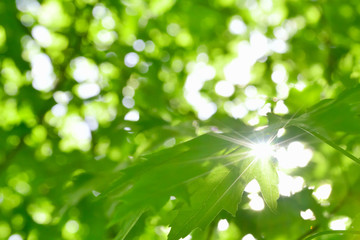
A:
[1, 0, 360, 239]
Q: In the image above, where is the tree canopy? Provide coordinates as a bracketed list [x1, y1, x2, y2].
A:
[1, 0, 360, 239]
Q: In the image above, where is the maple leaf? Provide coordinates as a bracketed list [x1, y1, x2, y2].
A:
[106, 132, 279, 239]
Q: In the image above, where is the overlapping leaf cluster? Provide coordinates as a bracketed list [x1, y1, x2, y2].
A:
[107, 86, 360, 239]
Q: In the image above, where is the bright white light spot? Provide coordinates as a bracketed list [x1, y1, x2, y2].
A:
[122, 97, 135, 108]
[275, 141, 312, 169]
[223, 30, 272, 89]
[274, 100, 288, 114]
[229, 18, 247, 35]
[276, 83, 289, 99]
[170, 196, 176, 200]
[313, 184, 332, 201]
[248, 117, 259, 126]
[258, 103, 271, 116]
[277, 128, 285, 138]
[217, 219, 229, 231]
[124, 110, 140, 121]
[250, 31, 269, 60]
[271, 65, 287, 84]
[270, 39, 288, 53]
[274, 27, 289, 41]
[300, 209, 316, 221]
[245, 179, 261, 193]
[278, 171, 304, 197]
[248, 193, 265, 211]
[53, 91, 72, 104]
[179, 235, 192, 240]
[51, 104, 67, 117]
[295, 81, 306, 91]
[59, 116, 92, 150]
[251, 142, 274, 160]
[184, 62, 217, 120]
[133, 39, 146, 52]
[65, 220, 79, 234]
[224, 42, 254, 86]
[284, 17, 305, 35]
[287, 141, 312, 167]
[242, 234, 256, 240]
[224, 59, 251, 86]
[92, 5, 107, 19]
[274, 148, 288, 167]
[31, 25, 52, 47]
[31, 53, 56, 92]
[85, 116, 98, 131]
[124, 52, 139, 68]
[159, 226, 171, 234]
[260, 0, 273, 11]
[255, 126, 268, 131]
[184, 63, 216, 91]
[77, 83, 100, 99]
[8, 234, 23, 240]
[96, 30, 117, 46]
[92, 190, 101, 197]
[73, 120, 91, 141]
[329, 217, 350, 230]
[198, 102, 217, 120]
[229, 103, 248, 119]
[245, 98, 265, 111]
[245, 85, 257, 97]
[215, 80, 235, 97]
[16, 0, 40, 13]
[71, 57, 99, 83]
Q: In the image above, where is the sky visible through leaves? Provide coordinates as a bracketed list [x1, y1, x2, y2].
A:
[1, 0, 360, 239]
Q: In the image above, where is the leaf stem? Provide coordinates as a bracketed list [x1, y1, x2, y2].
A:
[304, 230, 360, 240]
[296, 125, 360, 165]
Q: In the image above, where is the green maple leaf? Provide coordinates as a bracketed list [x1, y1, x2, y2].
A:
[106, 131, 279, 239]
[168, 164, 251, 240]
[168, 149, 279, 240]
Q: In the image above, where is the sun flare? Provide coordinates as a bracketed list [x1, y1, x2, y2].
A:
[250, 142, 274, 160]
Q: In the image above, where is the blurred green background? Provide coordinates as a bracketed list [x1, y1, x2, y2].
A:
[1, 0, 360, 239]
